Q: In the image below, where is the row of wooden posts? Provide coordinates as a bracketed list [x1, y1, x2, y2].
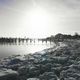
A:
[0, 38, 54, 44]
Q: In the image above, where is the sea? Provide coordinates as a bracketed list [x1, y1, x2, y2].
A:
[0, 40, 54, 59]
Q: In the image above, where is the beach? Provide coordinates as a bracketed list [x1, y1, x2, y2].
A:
[0, 40, 80, 80]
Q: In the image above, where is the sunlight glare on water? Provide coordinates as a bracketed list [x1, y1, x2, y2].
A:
[0, 41, 54, 59]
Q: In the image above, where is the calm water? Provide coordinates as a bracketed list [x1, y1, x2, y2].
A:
[0, 41, 54, 58]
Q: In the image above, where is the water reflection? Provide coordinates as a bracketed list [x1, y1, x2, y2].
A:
[0, 38, 54, 45]
[0, 40, 55, 59]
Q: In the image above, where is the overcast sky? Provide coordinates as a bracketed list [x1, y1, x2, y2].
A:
[0, 0, 80, 38]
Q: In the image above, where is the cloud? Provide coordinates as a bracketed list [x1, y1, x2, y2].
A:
[55, 0, 80, 9]
[0, 0, 10, 4]
[0, 0, 80, 37]
[0, 0, 15, 6]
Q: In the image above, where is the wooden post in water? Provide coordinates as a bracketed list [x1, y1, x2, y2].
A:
[46, 39, 47, 44]
[30, 39, 32, 43]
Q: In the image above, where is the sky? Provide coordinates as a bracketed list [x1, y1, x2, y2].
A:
[0, 0, 80, 38]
